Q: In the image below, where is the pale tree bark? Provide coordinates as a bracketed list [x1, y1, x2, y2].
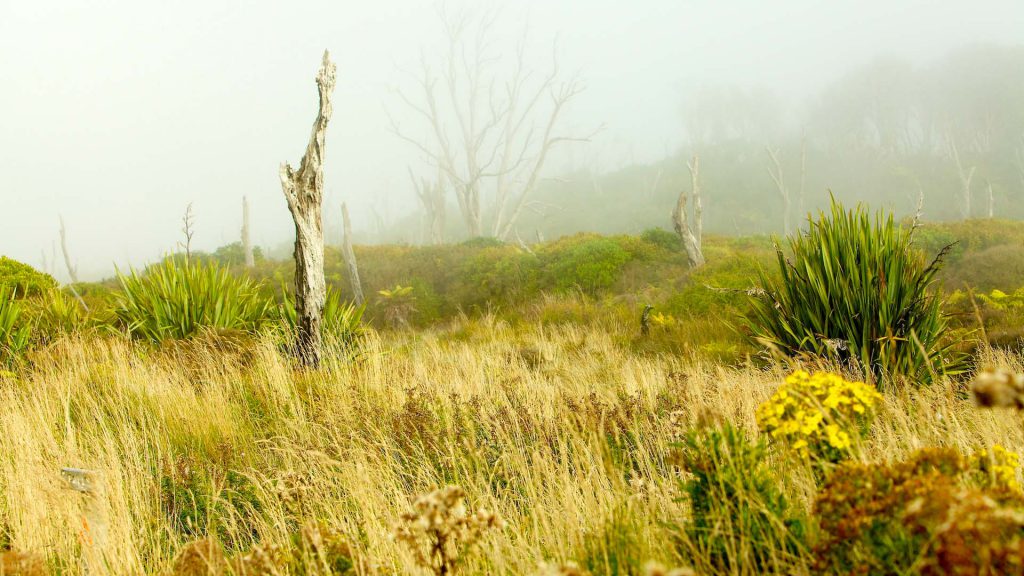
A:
[58, 217, 88, 311]
[242, 196, 254, 268]
[672, 155, 705, 268]
[798, 134, 807, 220]
[279, 51, 336, 368]
[341, 202, 364, 306]
[645, 169, 663, 201]
[392, 7, 589, 240]
[947, 137, 975, 219]
[410, 167, 445, 245]
[986, 180, 994, 219]
[912, 179, 925, 230]
[765, 147, 792, 237]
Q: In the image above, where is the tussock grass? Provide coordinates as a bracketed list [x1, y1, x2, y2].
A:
[0, 321, 1020, 574]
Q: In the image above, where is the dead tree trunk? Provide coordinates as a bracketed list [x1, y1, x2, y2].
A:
[279, 51, 336, 368]
[410, 168, 445, 245]
[948, 138, 975, 219]
[798, 135, 807, 221]
[242, 196, 255, 268]
[672, 155, 705, 268]
[58, 217, 88, 311]
[341, 202, 364, 306]
[766, 147, 792, 237]
[986, 181, 994, 219]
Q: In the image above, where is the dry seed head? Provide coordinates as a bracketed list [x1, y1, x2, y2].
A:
[971, 368, 1024, 409]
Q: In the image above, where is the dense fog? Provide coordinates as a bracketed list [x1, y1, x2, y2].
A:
[2, 0, 1023, 280]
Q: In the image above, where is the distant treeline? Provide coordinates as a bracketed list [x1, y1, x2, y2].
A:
[375, 45, 1024, 244]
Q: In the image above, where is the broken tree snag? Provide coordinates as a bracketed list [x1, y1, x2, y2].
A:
[672, 155, 705, 269]
[58, 217, 89, 311]
[242, 196, 254, 268]
[341, 202, 364, 306]
[765, 147, 791, 237]
[947, 137, 975, 219]
[279, 50, 336, 368]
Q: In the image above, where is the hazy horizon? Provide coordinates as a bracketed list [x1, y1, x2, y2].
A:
[3, 0, 1023, 281]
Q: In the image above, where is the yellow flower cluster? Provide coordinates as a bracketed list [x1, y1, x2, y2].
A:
[972, 444, 1021, 491]
[756, 370, 883, 458]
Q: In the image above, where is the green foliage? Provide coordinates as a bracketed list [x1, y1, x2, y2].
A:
[212, 242, 264, 267]
[160, 456, 263, 547]
[279, 287, 364, 352]
[24, 289, 91, 344]
[0, 256, 57, 297]
[539, 234, 634, 296]
[640, 227, 681, 253]
[460, 236, 506, 249]
[114, 259, 274, 343]
[677, 424, 806, 572]
[579, 503, 647, 576]
[746, 200, 963, 387]
[0, 286, 31, 369]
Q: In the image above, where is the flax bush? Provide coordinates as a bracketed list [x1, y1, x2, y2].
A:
[747, 200, 963, 387]
[0, 286, 30, 369]
[113, 259, 274, 343]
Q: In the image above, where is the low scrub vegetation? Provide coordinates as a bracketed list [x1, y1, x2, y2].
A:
[113, 259, 275, 342]
[747, 201, 963, 386]
[1, 211, 1024, 574]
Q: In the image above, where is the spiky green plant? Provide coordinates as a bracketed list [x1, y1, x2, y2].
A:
[0, 286, 31, 369]
[279, 287, 364, 354]
[746, 200, 963, 387]
[114, 259, 274, 343]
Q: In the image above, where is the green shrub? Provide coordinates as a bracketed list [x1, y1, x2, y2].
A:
[746, 200, 963, 387]
[540, 234, 633, 296]
[640, 227, 681, 252]
[943, 244, 1024, 292]
[0, 286, 31, 369]
[24, 289, 91, 344]
[114, 259, 274, 343]
[0, 257, 57, 297]
[212, 241, 264, 267]
[677, 424, 806, 572]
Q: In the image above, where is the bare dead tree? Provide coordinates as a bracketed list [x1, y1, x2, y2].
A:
[58, 217, 88, 311]
[279, 51, 336, 368]
[765, 147, 792, 237]
[947, 137, 975, 219]
[911, 178, 926, 231]
[798, 134, 807, 220]
[985, 180, 994, 219]
[672, 155, 705, 268]
[392, 7, 589, 240]
[341, 202, 364, 306]
[410, 167, 445, 245]
[645, 169, 663, 200]
[178, 203, 196, 264]
[242, 196, 254, 268]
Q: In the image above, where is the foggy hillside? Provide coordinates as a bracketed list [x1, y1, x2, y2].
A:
[2, 1, 1023, 278]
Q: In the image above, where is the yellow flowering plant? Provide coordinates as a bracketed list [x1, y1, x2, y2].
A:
[756, 370, 883, 462]
[971, 444, 1021, 491]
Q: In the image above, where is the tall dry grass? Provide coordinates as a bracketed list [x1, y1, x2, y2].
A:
[0, 318, 1021, 574]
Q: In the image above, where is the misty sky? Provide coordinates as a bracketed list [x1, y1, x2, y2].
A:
[2, 0, 1022, 280]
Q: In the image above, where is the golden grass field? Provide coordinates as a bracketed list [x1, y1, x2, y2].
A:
[1, 315, 1021, 575]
